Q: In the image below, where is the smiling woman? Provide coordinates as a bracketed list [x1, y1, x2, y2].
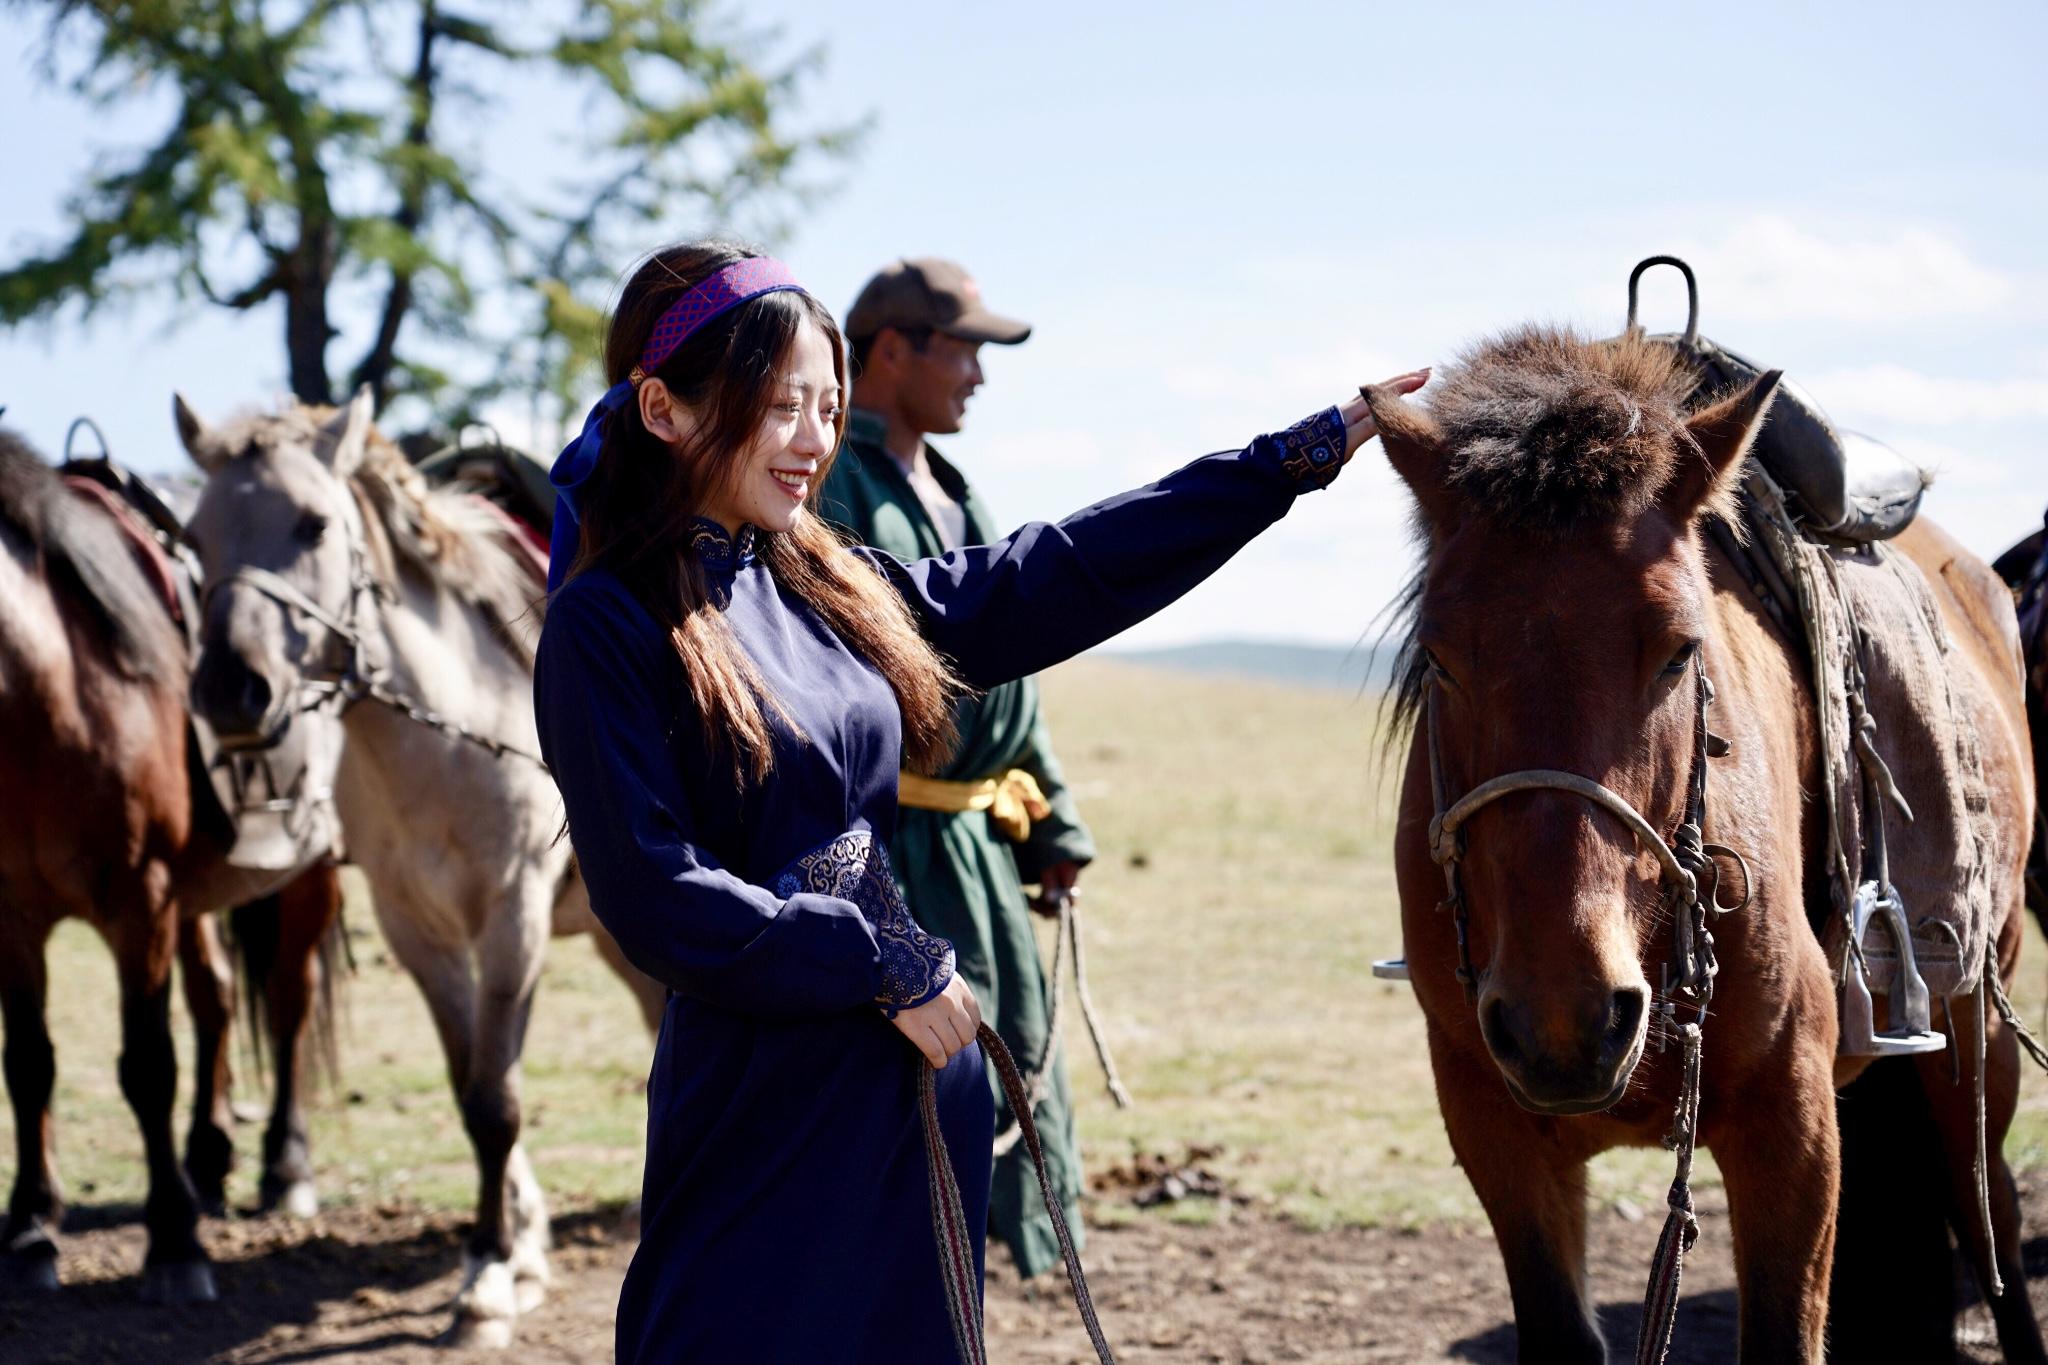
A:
[533, 238, 1422, 1363]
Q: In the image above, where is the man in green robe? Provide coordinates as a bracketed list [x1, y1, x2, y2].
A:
[820, 257, 1096, 1278]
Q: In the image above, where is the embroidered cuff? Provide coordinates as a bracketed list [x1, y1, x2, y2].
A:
[1254, 405, 1349, 491]
[773, 830, 956, 1017]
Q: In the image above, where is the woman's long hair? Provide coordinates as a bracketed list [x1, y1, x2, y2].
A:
[566, 240, 959, 789]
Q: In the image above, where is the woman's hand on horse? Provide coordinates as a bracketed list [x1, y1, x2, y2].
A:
[894, 974, 984, 1069]
[1338, 369, 1431, 457]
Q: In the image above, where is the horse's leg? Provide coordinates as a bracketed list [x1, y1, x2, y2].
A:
[588, 918, 654, 1239]
[0, 923, 63, 1291]
[461, 887, 552, 1335]
[109, 897, 216, 1303]
[1917, 979, 2048, 1365]
[177, 911, 237, 1216]
[1714, 1033, 1838, 1365]
[1827, 1057, 1955, 1361]
[554, 875, 664, 1037]
[1434, 1039, 1603, 1362]
[589, 921, 665, 1036]
[374, 891, 549, 1344]
[259, 866, 342, 1218]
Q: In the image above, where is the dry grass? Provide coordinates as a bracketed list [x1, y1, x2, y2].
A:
[7, 658, 2048, 1232]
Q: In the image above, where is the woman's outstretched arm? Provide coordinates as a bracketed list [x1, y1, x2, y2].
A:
[856, 374, 1424, 691]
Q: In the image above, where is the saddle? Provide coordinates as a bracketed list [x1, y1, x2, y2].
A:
[1626, 257, 1928, 545]
[59, 447, 340, 875]
[1631, 258, 1991, 1058]
[414, 438, 555, 586]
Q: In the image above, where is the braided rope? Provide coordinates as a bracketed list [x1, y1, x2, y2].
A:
[920, 1061, 987, 1365]
[922, 1026, 1116, 1365]
[992, 895, 1133, 1159]
[1635, 1023, 1703, 1365]
[1987, 948, 2048, 1073]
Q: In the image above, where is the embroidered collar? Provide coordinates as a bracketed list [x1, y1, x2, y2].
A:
[687, 517, 759, 573]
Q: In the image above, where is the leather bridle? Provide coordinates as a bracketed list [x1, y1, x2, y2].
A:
[1417, 651, 1751, 1365]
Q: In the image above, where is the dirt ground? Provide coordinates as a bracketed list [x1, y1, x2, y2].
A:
[2, 1177, 2043, 1364]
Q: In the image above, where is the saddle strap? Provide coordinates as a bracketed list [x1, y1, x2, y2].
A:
[921, 1024, 1117, 1365]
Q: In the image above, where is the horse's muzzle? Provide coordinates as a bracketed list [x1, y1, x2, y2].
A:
[191, 647, 289, 750]
[1479, 983, 1649, 1115]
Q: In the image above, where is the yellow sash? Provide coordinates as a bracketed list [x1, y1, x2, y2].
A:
[897, 768, 1052, 842]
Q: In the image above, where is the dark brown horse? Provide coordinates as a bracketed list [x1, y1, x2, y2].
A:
[1993, 516, 2046, 922]
[0, 428, 337, 1300]
[1363, 330, 2039, 1363]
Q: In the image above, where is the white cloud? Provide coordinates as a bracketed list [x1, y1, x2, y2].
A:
[1800, 362, 2048, 426]
[1663, 215, 2018, 325]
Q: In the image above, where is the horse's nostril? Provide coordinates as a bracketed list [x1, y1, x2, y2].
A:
[1604, 988, 1648, 1058]
[240, 669, 272, 719]
[1479, 995, 1523, 1066]
[193, 650, 275, 735]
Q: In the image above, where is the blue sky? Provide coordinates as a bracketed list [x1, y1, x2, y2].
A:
[4, 1, 2045, 646]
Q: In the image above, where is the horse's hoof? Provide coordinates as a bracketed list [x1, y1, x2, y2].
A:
[1, 1244, 60, 1294]
[184, 1132, 236, 1214]
[140, 1260, 218, 1305]
[509, 1241, 551, 1315]
[448, 1313, 516, 1350]
[273, 1181, 319, 1220]
[454, 1257, 520, 1345]
[258, 1170, 320, 1219]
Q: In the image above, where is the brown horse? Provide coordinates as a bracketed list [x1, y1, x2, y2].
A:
[1993, 517, 2046, 921]
[1363, 329, 2040, 1363]
[0, 429, 337, 1300]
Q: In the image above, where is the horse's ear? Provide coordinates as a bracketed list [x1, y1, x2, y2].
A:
[322, 385, 376, 479]
[1669, 370, 1781, 522]
[1362, 382, 1454, 526]
[173, 393, 227, 473]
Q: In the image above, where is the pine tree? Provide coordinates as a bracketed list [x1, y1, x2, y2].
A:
[1, 0, 860, 436]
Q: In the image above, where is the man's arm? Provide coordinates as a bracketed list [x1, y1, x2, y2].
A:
[1013, 707, 1095, 887]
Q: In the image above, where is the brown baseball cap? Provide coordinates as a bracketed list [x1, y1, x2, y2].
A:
[845, 258, 1031, 345]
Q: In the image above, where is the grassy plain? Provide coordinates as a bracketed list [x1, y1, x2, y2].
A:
[7, 657, 2048, 1233]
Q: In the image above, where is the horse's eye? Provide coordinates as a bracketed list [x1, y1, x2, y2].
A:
[1422, 647, 1458, 689]
[294, 513, 329, 545]
[1661, 640, 1700, 677]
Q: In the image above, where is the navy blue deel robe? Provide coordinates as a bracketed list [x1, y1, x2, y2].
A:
[532, 408, 1348, 1364]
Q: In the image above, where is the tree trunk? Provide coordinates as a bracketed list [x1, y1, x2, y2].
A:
[284, 225, 338, 405]
[351, 1, 439, 412]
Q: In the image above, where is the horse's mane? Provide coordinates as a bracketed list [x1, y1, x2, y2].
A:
[0, 428, 182, 681]
[217, 404, 544, 666]
[1376, 326, 1708, 760]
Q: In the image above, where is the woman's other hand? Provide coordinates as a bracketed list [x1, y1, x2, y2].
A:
[893, 973, 984, 1068]
[1338, 369, 1431, 457]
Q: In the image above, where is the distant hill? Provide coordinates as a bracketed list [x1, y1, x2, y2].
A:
[1097, 638, 1396, 693]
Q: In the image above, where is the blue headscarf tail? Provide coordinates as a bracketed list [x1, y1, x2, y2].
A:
[546, 380, 633, 592]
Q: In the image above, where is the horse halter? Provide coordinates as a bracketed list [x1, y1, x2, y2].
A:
[1420, 653, 1750, 1015]
[196, 475, 550, 771]
[1420, 648, 1754, 1365]
[196, 485, 390, 741]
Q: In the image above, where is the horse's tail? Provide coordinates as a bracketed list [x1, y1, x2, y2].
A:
[227, 866, 347, 1093]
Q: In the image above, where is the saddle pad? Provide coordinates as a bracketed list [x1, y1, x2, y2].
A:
[465, 493, 551, 588]
[62, 475, 184, 625]
[1806, 535, 2004, 999]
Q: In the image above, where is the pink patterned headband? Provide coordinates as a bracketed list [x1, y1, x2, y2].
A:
[630, 256, 806, 382]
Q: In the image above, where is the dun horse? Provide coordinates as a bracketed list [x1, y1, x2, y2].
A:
[0, 429, 338, 1301]
[176, 390, 661, 1346]
[1365, 330, 2038, 1363]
